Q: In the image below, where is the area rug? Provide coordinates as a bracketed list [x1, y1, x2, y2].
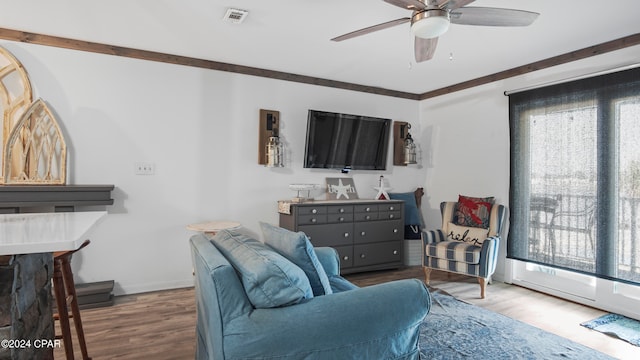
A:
[419, 289, 614, 359]
[581, 313, 640, 347]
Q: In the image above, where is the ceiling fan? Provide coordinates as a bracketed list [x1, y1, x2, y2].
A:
[331, 0, 539, 62]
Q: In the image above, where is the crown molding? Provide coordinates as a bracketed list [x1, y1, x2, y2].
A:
[0, 27, 638, 101]
[419, 33, 640, 100]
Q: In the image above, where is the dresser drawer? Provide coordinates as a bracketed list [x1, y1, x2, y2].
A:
[354, 204, 378, 213]
[298, 223, 353, 247]
[327, 205, 353, 215]
[353, 212, 378, 222]
[378, 210, 402, 221]
[353, 220, 404, 244]
[297, 214, 327, 225]
[353, 241, 402, 267]
[296, 206, 327, 216]
[378, 203, 401, 212]
[333, 245, 353, 268]
[327, 213, 354, 224]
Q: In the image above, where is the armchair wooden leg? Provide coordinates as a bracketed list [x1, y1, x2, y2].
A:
[478, 278, 486, 299]
[423, 267, 432, 285]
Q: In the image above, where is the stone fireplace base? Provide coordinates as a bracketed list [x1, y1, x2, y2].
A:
[0, 253, 55, 360]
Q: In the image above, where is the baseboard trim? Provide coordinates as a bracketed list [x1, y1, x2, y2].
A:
[115, 278, 195, 296]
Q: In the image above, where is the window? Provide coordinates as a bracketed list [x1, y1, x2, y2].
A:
[508, 67, 640, 318]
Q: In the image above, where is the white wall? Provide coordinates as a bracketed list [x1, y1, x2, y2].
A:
[4, 39, 638, 294]
[419, 45, 640, 281]
[1, 41, 424, 295]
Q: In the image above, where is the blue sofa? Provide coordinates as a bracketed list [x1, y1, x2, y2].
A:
[190, 226, 431, 360]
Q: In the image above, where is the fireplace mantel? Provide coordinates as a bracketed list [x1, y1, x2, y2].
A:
[0, 184, 114, 213]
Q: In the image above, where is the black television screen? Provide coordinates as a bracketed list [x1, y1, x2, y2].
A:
[303, 110, 391, 170]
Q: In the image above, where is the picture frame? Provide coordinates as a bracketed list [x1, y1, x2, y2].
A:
[326, 177, 359, 200]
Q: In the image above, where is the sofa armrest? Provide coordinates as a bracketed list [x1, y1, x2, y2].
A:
[314, 246, 340, 277]
[225, 279, 431, 359]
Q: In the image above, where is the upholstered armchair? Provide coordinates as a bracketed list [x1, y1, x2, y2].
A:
[422, 199, 507, 298]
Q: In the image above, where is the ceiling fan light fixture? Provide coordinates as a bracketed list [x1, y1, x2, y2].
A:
[411, 9, 450, 39]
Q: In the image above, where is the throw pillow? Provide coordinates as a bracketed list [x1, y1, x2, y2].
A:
[260, 222, 333, 296]
[389, 191, 424, 239]
[388, 191, 423, 226]
[446, 222, 490, 246]
[210, 229, 314, 308]
[454, 195, 495, 228]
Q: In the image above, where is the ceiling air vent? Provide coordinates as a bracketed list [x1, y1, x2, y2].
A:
[223, 8, 249, 24]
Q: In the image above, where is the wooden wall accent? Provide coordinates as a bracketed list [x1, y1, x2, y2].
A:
[0, 27, 638, 100]
[393, 121, 409, 166]
[418, 33, 640, 100]
[0, 28, 419, 100]
[258, 109, 280, 165]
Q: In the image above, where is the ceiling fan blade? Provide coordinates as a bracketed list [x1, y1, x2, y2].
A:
[415, 37, 438, 62]
[450, 7, 539, 26]
[383, 0, 428, 11]
[438, 0, 475, 11]
[331, 17, 410, 42]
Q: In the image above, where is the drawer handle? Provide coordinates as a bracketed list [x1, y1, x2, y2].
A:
[360, 231, 366, 236]
[393, 250, 398, 255]
[389, 214, 394, 219]
[312, 209, 317, 214]
[343, 256, 349, 261]
[339, 208, 345, 213]
[311, 218, 317, 223]
[393, 229, 398, 233]
[365, 207, 371, 212]
[360, 254, 366, 259]
[339, 217, 344, 222]
[389, 206, 395, 210]
[365, 215, 371, 220]
[344, 232, 350, 238]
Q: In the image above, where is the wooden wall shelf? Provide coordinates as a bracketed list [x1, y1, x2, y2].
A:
[258, 109, 280, 165]
[393, 121, 408, 166]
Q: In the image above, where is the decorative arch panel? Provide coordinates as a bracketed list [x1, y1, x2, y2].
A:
[0, 46, 66, 184]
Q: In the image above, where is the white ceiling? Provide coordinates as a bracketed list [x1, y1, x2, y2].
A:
[1, 0, 639, 94]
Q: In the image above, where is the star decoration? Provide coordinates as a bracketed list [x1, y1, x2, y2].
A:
[374, 185, 391, 200]
[331, 178, 353, 200]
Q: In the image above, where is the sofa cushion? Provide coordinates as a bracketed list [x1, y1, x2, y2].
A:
[454, 195, 495, 228]
[260, 222, 332, 296]
[446, 222, 489, 246]
[210, 229, 313, 308]
[425, 240, 482, 264]
[328, 275, 359, 293]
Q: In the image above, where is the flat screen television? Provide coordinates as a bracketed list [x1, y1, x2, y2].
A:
[303, 110, 391, 171]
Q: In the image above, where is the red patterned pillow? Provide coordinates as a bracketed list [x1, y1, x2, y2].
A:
[454, 195, 495, 228]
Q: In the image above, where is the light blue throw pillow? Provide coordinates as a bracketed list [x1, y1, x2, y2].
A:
[210, 229, 313, 308]
[260, 222, 333, 296]
[389, 192, 423, 226]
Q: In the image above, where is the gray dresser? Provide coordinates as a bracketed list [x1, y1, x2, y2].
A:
[279, 200, 404, 273]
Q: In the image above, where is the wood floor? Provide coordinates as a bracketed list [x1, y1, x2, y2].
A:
[54, 267, 640, 359]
